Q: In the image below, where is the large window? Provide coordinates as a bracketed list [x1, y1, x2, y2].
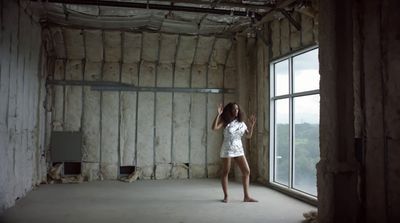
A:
[270, 47, 319, 197]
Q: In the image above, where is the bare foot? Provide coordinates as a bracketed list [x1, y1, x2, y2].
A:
[222, 196, 228, 203]
[243, 197, 258, 202]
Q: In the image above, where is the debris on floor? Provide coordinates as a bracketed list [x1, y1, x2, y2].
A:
[60, 175, 84, 184]
[303, 210, 318, 223]
[120, 168, 142, 183]
[46, 163, 84, 184]
[47, 163, 63, 181]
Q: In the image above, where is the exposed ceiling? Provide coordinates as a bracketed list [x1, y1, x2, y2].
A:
[24, 0, 313, 36]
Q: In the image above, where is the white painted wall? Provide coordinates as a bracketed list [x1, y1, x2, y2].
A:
[0, 0, 45, 214]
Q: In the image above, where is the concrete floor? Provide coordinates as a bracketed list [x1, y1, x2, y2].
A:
[0, 179, 316, 223]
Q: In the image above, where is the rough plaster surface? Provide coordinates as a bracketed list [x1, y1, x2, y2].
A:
[0, 0, 44, 213]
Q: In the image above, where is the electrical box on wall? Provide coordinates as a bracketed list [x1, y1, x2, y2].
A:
[50, 131, 83, 175]
[50, 131, 82, 163]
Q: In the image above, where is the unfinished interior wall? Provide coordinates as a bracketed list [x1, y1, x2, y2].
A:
[318, 0, 400, 222]
[248, 7, 319, 183]
[46, 27, 237, 180]
[0, 0, 45, 214]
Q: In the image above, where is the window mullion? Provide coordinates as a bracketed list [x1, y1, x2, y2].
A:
[288, 57, 294, 189]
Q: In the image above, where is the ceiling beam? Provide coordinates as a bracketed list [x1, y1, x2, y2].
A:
[155, 0, 274, 10]
[30, 0, 263, 20]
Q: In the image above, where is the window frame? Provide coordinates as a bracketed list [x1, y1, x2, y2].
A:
[269, 46, 319, 204]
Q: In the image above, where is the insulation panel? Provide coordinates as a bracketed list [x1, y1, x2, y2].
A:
[172, 93, 190, 163]
[142, 32, 159, 62]
[64, 28, 84, 59]
[139, 62, 156, 87]
[176, 35, 197, 66]
[155, 93, 172, 164]
[120, 91, 137, 166]
[64, 60, 82, 131]
[159, 34, 178, 64]
[101, 92, 119, 164]
[82, 62, 101, 162]
[157, 64, 173, 87]
[104, 31, 121, 62]
[281, 19, 290, 55]
[174, 65, 191, 88]
[123, 32, 142, 63]
[84, 30, 103, 62]
[207, 94, 223, 165]
[194, 36, 214, 65]
[136, 92, 155, 168]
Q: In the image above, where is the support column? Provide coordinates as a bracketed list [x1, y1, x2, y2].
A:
[317, 0, 360, 222]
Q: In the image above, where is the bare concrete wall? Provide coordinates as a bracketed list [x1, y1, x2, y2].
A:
[317, 0, 400, 222]
[45, 28, 237, 180]
[0, 0, 45, 214]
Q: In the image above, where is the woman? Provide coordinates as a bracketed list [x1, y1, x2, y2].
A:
[211, 102, 257, 203]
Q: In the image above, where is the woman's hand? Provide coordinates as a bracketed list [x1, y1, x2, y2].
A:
[248, 114, 256, 128]
[217, 103, 223, 115]
[212, 103, 224, 130]
[244, 114, 256, 139]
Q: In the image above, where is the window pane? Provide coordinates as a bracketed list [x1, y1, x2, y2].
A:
[293, 95, 320, 196]
[293, 49, 319, 93]
[274, 99, 289, 186]
[274, 60, 289, 96]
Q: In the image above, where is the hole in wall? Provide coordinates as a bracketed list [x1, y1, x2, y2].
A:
[64, 162, 81, 175]
[120, 166, 136, 176]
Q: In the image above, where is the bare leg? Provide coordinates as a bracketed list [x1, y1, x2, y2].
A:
[221, 158, 231, 203]
[234, 156, 258, 202]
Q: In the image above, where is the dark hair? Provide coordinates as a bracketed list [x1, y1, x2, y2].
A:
[221, 102, 244, 126]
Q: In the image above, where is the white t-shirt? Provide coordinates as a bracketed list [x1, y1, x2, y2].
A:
[220, 119, 247, 158]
